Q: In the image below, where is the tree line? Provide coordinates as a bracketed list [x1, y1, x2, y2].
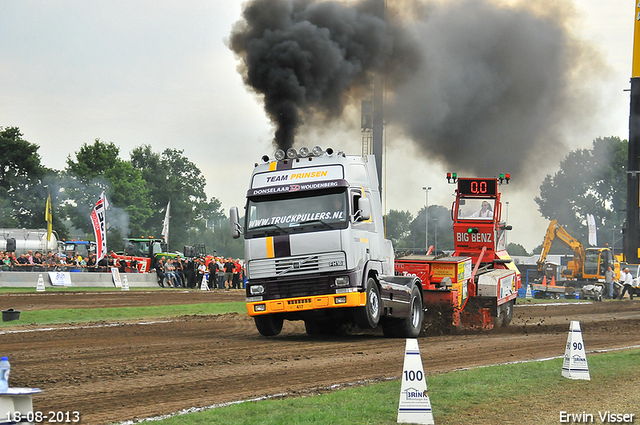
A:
[0, 127, 243, 258]
[1, 126, 627, 258]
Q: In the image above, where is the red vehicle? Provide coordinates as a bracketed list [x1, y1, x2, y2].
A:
[395, 174, 520, 329]
[112, 237, 173, 273]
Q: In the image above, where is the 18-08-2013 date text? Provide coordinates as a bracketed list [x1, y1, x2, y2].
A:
[5, 410, 80, 423]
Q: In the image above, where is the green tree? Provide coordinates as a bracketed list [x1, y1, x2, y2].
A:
[405, 205, 454, 253]
[64, 139, 152, 250]
[384, 210, 413, 248]
[534, 136, 627, 246]
[130, 145, 224, 251]
[0, 127, 65, 233]
[506, 243, 529, 256]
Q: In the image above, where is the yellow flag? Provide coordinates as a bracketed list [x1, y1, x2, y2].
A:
[45, 194, 52, 242]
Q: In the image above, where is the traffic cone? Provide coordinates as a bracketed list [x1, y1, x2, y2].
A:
[121, 275, 129, 291]
[397, 339, 434, 424]
[550, 276, 556, 287]
[200, 274, 209, 291]
[525, 284, 532, 299]
[542, 275, 547, 286]
[36, 274, 45, 292]
[562, 321, 590, 380]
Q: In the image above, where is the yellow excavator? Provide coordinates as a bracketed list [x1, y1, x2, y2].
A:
[537, 219, 620, 286]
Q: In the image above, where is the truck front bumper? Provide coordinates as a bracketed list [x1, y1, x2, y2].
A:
[246, 291, 366, 316]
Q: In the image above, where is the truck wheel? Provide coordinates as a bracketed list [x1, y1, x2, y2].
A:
[254, 315, 283, 337]
[354, 277, 381, 329]
[383, 285, 423, 338]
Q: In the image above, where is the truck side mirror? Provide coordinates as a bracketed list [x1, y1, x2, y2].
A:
[356, 198, 371, 221]
[230, 207, 242, 239]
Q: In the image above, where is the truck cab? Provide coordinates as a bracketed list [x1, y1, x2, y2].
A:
[231, 147, 423, 337]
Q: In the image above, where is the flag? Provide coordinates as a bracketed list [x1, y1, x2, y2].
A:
[45, 193, 53, 242]
[587, 214, 597, 246]
[90, 192, 108, 261]
[161, 201, 170, 245]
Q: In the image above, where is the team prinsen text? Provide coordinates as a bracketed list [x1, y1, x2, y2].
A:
[266, 170, 328, 182]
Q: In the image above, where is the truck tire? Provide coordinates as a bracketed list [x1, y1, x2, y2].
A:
[354, 277, 381, 329]
[254, 315, 283, 337]
[382, 285, 423, 338]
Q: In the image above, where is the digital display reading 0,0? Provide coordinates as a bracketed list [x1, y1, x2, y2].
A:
[458, 179, 497, 196]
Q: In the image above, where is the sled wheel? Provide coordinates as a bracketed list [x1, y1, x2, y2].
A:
[502, 300, 514, 326]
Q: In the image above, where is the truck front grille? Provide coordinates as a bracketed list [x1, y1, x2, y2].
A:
[248, 252, 346, 279]
[263, 274, 333, 299]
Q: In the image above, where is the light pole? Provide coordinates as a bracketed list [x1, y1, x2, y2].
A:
[505, 201, 509, 246]
[612, 228, 616, 256]
[433, 218, 438, 254]
[422, 186, 431, 253]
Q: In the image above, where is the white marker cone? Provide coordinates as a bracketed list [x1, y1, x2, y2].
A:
[121, 275, 130, 291]
[36, 274, 45, 292]
[562, 321, 590, 380]
[397, 339, 434, 424]
[525, 284, 532, 299]
[200, 274, 209, 291]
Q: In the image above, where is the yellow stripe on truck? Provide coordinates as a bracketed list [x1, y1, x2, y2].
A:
[247, 292, 366, 316]
[266, 236, 274, 258]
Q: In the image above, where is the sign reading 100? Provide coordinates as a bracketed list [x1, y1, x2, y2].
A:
[458, 178, 497, 196]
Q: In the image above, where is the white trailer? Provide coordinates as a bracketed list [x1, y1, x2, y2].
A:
[0, 228, 58, 255]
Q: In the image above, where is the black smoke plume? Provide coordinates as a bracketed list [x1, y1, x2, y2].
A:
[230, 0, 599, 176]
[229, 0, 419, 150]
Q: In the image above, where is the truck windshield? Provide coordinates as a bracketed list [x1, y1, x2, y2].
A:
[457, 198, 495, 220]
[245, 190, 348, 237]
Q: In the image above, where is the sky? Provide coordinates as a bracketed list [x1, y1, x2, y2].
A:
[0, 0, 635, 252]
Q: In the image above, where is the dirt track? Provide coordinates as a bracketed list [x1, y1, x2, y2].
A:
[1, 291, 640, 424]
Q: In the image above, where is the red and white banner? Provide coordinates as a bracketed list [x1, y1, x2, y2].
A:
[90, 192, 108, 261]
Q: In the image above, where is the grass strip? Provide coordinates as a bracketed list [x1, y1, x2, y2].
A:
[146, 349, 640, 425]
[0, 302, 246, 327]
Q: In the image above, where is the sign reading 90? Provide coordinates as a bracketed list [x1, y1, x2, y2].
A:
[458, 178, 497, 196]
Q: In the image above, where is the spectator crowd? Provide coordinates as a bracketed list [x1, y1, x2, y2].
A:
[153, 256, 245, 289]
[1, 250, 246, 291]
[0, 249, 119, 272]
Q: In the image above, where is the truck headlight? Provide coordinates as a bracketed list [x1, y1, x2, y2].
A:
[246, 296, 263, 302]
[254, 304, 266, 312]
[334, 276, 350, 287]
[250, 285, 265, 295]
[334, 296, 347, 304]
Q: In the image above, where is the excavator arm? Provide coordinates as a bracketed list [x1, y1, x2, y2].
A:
[536, 220, 586, 273]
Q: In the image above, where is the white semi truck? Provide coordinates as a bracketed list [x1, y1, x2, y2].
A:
[230, 146, 423, 337]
